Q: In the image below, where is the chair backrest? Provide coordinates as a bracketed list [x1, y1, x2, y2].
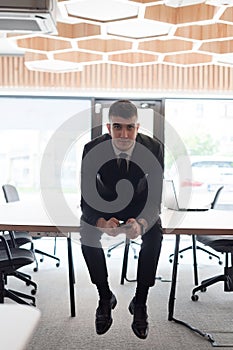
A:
[2, 184, 20, 203]
[210, 186, 224, 209]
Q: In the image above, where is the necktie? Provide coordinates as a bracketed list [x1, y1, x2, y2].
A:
[118, 153, 128, 174]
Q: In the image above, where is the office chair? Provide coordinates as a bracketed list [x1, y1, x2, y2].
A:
[0, 235, 36, 306]
[169, 186, 224, 268]
[191, 237, 233, 301]
[0, 230, 37, 295]
[2, 184, 60, 270]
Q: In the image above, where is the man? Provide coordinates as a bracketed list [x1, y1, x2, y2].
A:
[80, 100, 163, 339]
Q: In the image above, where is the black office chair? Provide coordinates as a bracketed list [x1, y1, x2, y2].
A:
[190, 186, 233, 300]
[191, 238, 233, 301]
[169, 186, 224, 266]
[1, 185, 38, 293]
[0, 235, 36, 305]
[2, 184, 60, 270]
[0, 230, 37, 295]
[195, 185, 224, 259]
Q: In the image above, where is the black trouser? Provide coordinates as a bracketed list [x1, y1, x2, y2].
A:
[80, 217, 163, 287]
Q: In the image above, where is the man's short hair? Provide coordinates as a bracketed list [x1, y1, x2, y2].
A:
[109, 100, 138, 120]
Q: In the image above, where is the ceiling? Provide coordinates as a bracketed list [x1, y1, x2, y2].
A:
[2, 0, 233, 93]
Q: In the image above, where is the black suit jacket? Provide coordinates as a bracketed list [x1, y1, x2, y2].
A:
[80, 133, 164, 228]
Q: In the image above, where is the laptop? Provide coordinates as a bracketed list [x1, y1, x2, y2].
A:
[163, 179, 208, 212]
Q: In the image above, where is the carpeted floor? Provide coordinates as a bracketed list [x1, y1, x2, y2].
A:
[6, 235, 233, 350]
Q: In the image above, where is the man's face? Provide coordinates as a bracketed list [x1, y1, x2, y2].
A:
[107, 115, 139, 151]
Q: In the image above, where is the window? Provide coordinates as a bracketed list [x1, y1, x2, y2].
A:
[165, 99, 233, 207]
[0, 96, 91, 202]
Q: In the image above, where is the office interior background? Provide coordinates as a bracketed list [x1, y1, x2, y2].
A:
[1, 0, 233, 209]
[1, 2, 233, 349]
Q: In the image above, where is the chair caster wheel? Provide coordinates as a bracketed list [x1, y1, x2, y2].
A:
[31, 289, 37, 295]
[33, 267, 38, 272]
[107, 254, 111, 257]
[209, 256, 212, 260]
[180, 255, 183, 259]
[191, 295, 199, 301]
[134, 255, 138, 259]
[40, 258, 44, 263]
[219, 261, 223, 265]
[56, 262, 60, 268]
[169, 259, 173, 263]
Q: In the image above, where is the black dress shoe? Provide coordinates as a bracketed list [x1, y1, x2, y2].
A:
[128, 297, 148, 339]
[95, 293, 117, 335]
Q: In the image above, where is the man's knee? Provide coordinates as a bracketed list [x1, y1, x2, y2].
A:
[80, 221, 103, 248]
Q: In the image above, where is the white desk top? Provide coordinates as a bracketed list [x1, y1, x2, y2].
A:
[0, 200, 80, 233]
[0, 305, 40, 350]
[161, 208, 233, 235]
[0, 200, 232, 235]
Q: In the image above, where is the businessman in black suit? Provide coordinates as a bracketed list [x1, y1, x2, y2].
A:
[80, 100, 163, 339]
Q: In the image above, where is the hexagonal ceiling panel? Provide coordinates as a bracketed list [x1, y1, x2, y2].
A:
[109, 51, 158, 65]
[6, 1, 233, 69]
[65, 0, 139, 22]
[107, 19, 172, 39]
[2, 0, 233, 89]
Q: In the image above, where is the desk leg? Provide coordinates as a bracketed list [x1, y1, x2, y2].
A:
[168, 234, 180, 321]
[168, 234, 215, 345]
[67, 236, 76, 317]
[192, 235, 198, 286]
[120, 237, 130, 285]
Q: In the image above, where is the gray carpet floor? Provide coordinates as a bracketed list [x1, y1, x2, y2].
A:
[6, 235, 233, 350]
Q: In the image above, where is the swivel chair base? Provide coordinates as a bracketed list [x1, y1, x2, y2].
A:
[191, 258, 233, 301]
[0, 275, 36, 306]
[107, 240, 140, 259]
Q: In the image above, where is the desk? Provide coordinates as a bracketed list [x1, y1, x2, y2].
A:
[161, 209, 233, 346]
[1, 201, 232, 329]
[0, 200, 80, 318]
[0, 304, 40, 350]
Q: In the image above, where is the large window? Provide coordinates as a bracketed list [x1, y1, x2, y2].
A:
[0, 96, 91, 202]
[165, 99, 233, 207]
[2, 96, 233, 208]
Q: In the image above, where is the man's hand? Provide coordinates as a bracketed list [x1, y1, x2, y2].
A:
[123, 218, 142, 240]
[96, 217, 147, 238]
[96, 217, 120, 237]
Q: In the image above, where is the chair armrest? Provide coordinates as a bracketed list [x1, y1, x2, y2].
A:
[6, 230, 17, 248]
[0, 235, 13, 261]
[2, 230, 17, 248]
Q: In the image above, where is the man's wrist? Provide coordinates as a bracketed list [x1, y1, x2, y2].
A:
[137, 220, 146, 235]
[96, 217, 106, 228]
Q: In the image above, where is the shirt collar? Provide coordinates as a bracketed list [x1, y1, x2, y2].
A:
[112, 141, 135, 159]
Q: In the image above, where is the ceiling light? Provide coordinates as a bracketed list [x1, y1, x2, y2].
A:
[0, 36, 25, 56]
[216, 53, 233, 66]
[206, 0, 233, 4]
[107, 19, 172, 39]
[164, 0, 205, 7]
[66, 0, 138, 22]
[25, 59, 83, 73]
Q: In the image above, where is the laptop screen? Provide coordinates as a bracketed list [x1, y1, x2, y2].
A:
[163, 179, 179, 210]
